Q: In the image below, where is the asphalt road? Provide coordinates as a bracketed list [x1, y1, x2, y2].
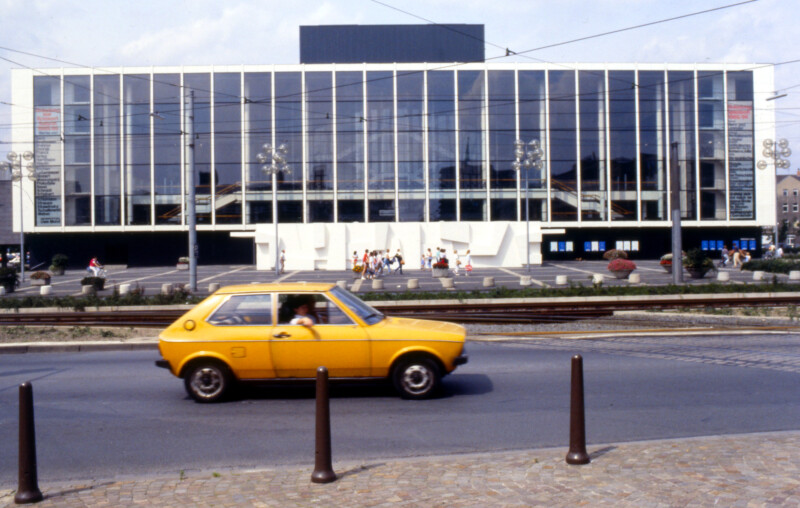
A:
[1, 334, 798, 486]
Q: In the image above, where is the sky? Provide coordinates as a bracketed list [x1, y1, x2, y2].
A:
[1, 0, 799, 171]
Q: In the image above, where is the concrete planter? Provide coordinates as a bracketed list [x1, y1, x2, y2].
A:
[432, 267, 449, 278]
[30, 278, 50, 286]
[609, 269, 633, 279]
[176, 263, 189, 270]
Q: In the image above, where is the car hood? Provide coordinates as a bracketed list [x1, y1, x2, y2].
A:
[369, 316, 466, 341]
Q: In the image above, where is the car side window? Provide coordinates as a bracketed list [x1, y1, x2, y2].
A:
[277, 293, 355, 326]
[208, 294, 273, 326]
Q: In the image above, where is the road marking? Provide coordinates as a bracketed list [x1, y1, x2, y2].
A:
[497, 268, 548, 287]
[198, 266, 248, 284]
[549, 263, 597, 275]
[275, 270, 300, 283]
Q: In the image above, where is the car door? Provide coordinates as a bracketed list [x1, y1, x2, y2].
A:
[270, 292, 370, 378]
[204, 293, 276, 379]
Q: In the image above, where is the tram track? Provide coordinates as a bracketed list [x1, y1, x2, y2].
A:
[0, 293, 798, 327]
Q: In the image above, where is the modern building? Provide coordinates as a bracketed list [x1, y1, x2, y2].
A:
[5, 25, 776, 269]
[776, 174, 800, 246]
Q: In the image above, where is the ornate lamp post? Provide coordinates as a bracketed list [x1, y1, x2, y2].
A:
[256, 143, 290, 276]
[513, 139, 544, 272]
[758, 138, 791, 245]
[1, 151, 36, 283]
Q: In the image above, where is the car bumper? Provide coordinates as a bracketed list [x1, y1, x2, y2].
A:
[155, 359, 171, 370]
[453, 353, 469, 366]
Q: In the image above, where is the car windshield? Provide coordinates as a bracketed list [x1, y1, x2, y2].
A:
[329, 286, 384, 325]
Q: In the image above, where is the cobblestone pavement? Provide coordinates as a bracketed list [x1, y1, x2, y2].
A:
[1, 431, 798, 507]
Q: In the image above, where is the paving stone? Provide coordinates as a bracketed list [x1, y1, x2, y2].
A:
[1, 431, 798, 507]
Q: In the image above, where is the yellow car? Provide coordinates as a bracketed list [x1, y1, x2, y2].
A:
[155, 283, 468, 402]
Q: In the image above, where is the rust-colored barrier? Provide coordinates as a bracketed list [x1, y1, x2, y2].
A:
[311, 367, 337, 483]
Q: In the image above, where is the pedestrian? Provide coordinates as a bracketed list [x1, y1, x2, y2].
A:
[742, 250, 751, 264]
[394, 249, 404, 274]
[453, 249, 460, 276]
[435, 247, 442, 263]
[420, 253, 426, 270]
[351, 250, 359, 271]
[280, 250, 286, 273]
[721, 245, 729, 267]
[426, 248, 433, 270]
[732, 247, 742, 268]
[362, 249, 370, 279]
[777, 245, 784, 258]
[464, 249, 473, 276]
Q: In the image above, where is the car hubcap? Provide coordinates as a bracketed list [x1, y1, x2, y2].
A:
[191, 367, 223, 399]
[402, 365, 432, 394]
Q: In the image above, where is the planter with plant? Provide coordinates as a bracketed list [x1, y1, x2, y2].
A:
[0, 267, 19, 293]
[177, 256, 190, 270]
[603, 249, 628, 261]
[683, 248, 716, 279]
[607, 258, 637, 279]
[30, 271, 52, 286]
[432, 259, 449, 278]
[81, 276, 106, 291]
[50, 254, 69, 275]
[660, 254, 673, 273]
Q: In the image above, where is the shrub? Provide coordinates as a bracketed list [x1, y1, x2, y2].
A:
[81, 276, 105, 289]
[607, 258, 637, 271]
[50, 254, 69, 269]
[603, 249, 627, 260]
[178, 256, 190, 264]
[0, 266, 19, 288]
[683, 248, 716, 272]
[433, 260, 449, 269]
[30, 271, 51, 280]
[352, 264, 364, 273]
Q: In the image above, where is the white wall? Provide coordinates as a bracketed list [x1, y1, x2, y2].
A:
[249, 222, 565, 271]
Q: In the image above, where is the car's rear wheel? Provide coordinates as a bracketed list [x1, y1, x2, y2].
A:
[184, 361, 233, 403]
[392, 357, 440, 399]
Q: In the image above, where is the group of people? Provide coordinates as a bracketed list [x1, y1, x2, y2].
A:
[354, 249, 405, 279]
[420, 247, 473, 276]
[720, 246, 752, 268]
[763, 244, 785, 260]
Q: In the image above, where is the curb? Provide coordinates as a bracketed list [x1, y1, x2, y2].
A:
[0, 341, 158, 354]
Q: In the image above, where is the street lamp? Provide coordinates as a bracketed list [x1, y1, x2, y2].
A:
[256, 143, 290, 276]
[1, 151, 36, 283]
[512, 139, 544, 272]
[758, 138, 791, 245]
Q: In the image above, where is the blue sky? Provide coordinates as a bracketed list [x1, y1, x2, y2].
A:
[1, 0, 798, 171]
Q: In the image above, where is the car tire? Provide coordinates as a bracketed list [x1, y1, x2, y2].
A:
[392, 357, 440, 399]
[184, 361, 233, 403]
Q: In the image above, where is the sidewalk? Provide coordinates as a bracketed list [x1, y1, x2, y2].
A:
[2, 431, 798, 507]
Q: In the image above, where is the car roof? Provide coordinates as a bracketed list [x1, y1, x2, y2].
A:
[214, 282, 336, 294]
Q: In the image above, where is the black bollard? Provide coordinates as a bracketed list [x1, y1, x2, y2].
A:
[311, 366, 337, 483]
[15, 382, 43, 504]
[565, 355, 591, 465]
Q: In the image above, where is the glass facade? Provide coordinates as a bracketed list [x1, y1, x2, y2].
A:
[29, 66, 756, 229]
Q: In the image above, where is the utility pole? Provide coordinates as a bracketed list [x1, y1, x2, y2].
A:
[670, 142, 683, 284]
[185, 91, 197, 292]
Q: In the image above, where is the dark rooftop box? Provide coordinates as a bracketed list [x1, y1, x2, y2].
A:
[300, 24, 485, 64]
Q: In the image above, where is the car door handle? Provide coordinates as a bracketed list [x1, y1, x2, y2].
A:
[272, 332, 291, 338]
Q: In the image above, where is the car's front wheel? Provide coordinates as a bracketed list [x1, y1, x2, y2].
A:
[184, 361, 233, 403]
[392, 357, 440, 399]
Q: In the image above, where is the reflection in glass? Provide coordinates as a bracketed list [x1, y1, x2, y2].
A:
[638, 71, 667, 220]
[608, 70, 637, 221]
[549, 70, 577, 221]
[668, 71, 697, 220]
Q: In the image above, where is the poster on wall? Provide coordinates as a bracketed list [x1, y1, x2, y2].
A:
[35, 107, 60, 136]
[727, 101, 754, 220]
[35, 166, 61, 226]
